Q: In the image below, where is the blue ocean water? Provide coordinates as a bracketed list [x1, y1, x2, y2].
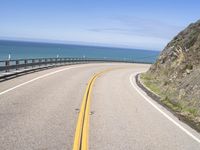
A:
[0, 40, 160, 63]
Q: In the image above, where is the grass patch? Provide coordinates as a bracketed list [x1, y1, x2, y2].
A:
[184, 108, 198, 117]
[140, 73, 161, 95]
[161, 96, 182, 112]
[140, 72, 200, 131]
[141, 73, 199, 120]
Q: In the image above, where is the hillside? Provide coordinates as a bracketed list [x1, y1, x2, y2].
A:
[141, 19, 200, 130]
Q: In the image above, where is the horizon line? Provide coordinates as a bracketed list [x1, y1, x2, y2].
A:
[0, 37, 161, 52]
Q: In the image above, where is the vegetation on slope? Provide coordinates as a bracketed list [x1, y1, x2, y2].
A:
[141, 19, 200, 130]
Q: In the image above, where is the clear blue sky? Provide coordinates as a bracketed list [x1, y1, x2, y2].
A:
[0, 0, 200, 50]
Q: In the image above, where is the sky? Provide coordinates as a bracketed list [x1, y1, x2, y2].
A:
[0, 0, 200, 50]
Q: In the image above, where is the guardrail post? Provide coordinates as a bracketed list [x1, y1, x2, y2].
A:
[24, 60, 28, 69]
[49, 58, 52, 66]
[62, 58, 65, 65]
[38, 59, 41, 67]
[55, 58, 57, 65]
[66, 58, 68, 64]
[69, 58, 72, 64]
[32, 59, 35, 68]
[53, 58, 55, 66]
[45, 58, 48, 66]
[16, 60, 19, 70]
[5, 60, 10, 72]
[62, 58, 64, 64]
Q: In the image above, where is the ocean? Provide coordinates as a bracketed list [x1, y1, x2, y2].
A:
[0, 40, 160, 63]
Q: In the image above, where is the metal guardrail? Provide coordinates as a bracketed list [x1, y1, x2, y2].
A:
[0, 57, 136, 72]
[0, 58, 81, 72]
[0, 57, 139, 79]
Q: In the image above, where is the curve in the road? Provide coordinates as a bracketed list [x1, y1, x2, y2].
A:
[0, 65, 85, 96]
[73, 68, 115, 150]
[0, 63, 199, 150]
[130, 73, 200, 144]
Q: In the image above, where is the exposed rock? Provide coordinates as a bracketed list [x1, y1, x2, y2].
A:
[178, 89, 186, 100]
[146, 19, 200, 115]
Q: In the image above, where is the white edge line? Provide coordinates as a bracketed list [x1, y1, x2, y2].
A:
[0, 63, 121, 96]
[129, 73, 200, 144]
[0, 65, 83, 96]
[0, 63, 122, 96]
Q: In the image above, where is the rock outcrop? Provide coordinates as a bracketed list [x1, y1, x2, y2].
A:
[145, 19, 200, 118]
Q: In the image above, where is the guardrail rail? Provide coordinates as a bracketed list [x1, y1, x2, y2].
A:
[0, 57, 141, 80]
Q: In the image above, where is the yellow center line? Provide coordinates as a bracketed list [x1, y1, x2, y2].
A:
[72, 68, 115, 150]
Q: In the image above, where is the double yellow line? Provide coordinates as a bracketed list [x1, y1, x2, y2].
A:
[73, 69, 113, 150]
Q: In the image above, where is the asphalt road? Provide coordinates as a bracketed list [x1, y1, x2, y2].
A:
[0, 63, 200, 150]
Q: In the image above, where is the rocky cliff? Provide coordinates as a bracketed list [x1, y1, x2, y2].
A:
[142, 20, 200, 125]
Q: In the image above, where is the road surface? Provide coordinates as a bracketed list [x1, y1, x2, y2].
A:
[0, 63, 199, 150]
